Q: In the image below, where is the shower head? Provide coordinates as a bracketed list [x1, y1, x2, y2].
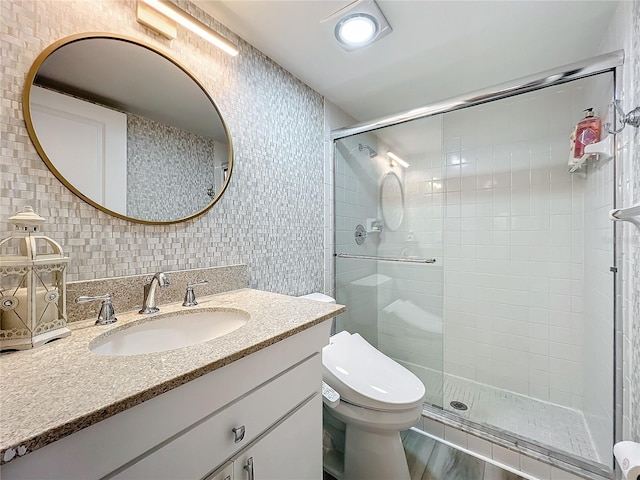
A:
[350, 143, 378, 158]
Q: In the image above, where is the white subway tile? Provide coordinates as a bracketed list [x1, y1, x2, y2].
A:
[520, 455, 551, 479]
[444, 425, 468, 448]
[550, 467, 584, 480]
[468, 435, 493, 457]
[422, 417, 446, 438]
[492, 445, 520, 470]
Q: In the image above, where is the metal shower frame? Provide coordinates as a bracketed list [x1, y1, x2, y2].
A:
[331, 50, 625, 480]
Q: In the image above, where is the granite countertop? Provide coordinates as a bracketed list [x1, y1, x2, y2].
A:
[0, 288, 345, 464]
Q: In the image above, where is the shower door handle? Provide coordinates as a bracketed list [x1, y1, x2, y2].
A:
[336, 253, 436, 264]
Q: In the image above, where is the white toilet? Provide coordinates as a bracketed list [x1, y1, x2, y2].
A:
[299, 293, 426, 480]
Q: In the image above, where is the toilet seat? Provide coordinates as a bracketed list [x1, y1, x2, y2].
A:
[322, 331, 425, 412]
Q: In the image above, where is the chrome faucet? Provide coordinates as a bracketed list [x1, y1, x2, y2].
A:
[139, 272, 170, 314]
[76, 293, 117, 325]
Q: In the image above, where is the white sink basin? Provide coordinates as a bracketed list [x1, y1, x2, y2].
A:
[89, 308, 249, 356]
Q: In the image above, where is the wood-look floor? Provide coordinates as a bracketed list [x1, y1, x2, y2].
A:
[324, 429, 526, 480]
[402, 429, 525, 480]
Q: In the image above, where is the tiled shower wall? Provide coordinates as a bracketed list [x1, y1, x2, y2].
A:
[1, 0, 324, 295]
[439, 80, 614, 412]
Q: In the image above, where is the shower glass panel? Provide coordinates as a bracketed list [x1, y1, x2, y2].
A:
[437, 73, 615, 469]
[334, 116, 445, 408]
[334, 71, 615, 472]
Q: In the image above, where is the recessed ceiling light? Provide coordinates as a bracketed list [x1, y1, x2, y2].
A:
[327, 0, 392, 52]
[335, 14, 378, 48]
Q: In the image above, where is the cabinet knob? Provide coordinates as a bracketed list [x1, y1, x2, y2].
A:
[232, 425, 246, 443]
[243, 457, 254, 480]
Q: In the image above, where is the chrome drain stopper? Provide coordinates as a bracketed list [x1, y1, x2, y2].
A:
[450, 401, 468, 411]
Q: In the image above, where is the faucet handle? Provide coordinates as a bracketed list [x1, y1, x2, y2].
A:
[76, 293, 117, 325]
[183, 280, 208, 307]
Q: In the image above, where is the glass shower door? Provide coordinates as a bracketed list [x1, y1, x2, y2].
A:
[332, 64, 617, 476]
[333, 115, 445, 408]
[436, 73, 615, 466]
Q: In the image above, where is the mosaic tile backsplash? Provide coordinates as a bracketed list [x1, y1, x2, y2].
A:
[0, 0, 325, 297]
[67, 264, 248, 323]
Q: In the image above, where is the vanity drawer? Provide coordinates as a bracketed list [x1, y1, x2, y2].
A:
[109, 353, 321, 479]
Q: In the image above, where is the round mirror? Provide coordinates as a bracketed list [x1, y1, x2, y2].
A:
[23, 33, 233, 224]
[380, 171, 404, 231]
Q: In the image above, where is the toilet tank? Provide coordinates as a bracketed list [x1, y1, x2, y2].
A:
[298, 293, 336, 304]
[299, 293, 337, 334]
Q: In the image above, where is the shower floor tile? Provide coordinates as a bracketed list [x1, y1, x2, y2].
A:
[422, 373, 599, 463]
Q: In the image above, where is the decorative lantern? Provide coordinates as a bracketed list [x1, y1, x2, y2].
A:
[0, 206, 70, 350]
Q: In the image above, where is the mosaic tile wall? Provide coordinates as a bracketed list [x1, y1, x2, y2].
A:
[126, 113, 219, 222]
[0, 0, 325, 297]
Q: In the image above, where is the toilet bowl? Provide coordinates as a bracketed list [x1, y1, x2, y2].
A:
[298, 293, 426, 480]
[323, 331, 425, 480]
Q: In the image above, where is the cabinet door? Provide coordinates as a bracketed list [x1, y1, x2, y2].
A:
[233, 395, 322, 480]
[204, 461, 233, 480]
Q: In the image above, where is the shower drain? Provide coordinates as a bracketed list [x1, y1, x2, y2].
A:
[449, 401, 468, 411]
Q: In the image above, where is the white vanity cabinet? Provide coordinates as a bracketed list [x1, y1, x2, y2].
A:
[111, 356, 321, 479]
[205, 395, 321, 480]
[1, 321, 329, 480]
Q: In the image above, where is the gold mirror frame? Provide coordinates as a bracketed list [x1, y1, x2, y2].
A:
[23, 33, 234, 225]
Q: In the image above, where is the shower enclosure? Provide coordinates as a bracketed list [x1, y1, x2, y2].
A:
[332, 52, 622, 477]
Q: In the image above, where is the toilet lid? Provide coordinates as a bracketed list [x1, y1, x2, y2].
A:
[322, 331, 425, 411]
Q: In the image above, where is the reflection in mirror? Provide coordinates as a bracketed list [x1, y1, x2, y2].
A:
[380, 171, 404, 231]
[24, 34, 233, 224]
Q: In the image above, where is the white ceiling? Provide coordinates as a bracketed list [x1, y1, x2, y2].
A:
[194, 0, 620, 123]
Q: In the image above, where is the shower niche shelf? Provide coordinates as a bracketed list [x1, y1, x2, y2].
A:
[568, 135, 613, 173]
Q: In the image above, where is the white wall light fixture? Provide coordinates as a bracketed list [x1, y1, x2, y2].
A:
[387, 151, 409, 168]
[330, 0, 392, 51]
[137, 0, 239, 56]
